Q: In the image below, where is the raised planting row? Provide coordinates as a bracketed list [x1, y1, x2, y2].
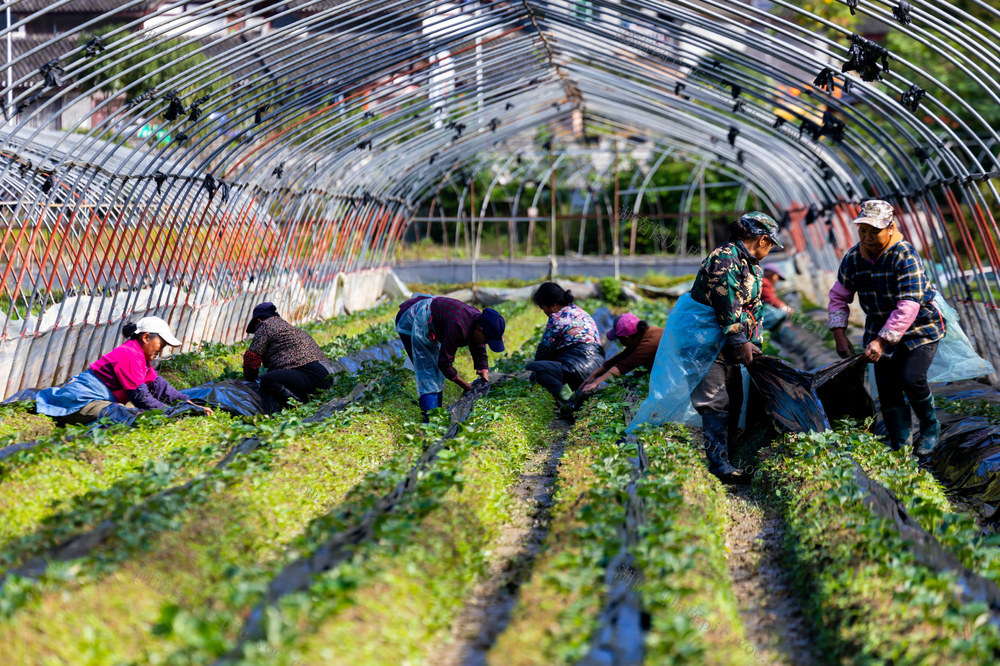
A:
[939, 396, 1000, 425]
[226, 378, 557, 665]
[0, 401, 52, 442]
[761, 428, 1000, 663]
[490, 375, 753, 664]
[632, 423, 757, 665]
[0, 313, 410, 566]
[0, 300, 543, 664]
[826, 425, 1000, 584]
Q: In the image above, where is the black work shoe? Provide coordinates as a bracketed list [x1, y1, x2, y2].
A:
[713, 468, 752, 485]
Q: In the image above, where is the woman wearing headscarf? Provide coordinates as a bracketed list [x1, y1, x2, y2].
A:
[243, 302, 334, 408]
[580, 312, 663, 393]
[829, 200, 945, 456]
[36, 317, 211, 423]
[526, 282, 604, 412]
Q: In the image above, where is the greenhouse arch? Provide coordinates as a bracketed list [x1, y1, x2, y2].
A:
[3, 0, 1000, 394]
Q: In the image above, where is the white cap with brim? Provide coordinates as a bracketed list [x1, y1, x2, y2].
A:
[852, 199, 894, 230]
[133, 316, 182, 346]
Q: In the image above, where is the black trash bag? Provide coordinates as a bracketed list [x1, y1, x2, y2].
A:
[182, 380, 268, 416]
[813, 355, 875, 423]
[926, 413, 1000, 507]
[746, 355, 830, 433]
[2, 388, 40, 405]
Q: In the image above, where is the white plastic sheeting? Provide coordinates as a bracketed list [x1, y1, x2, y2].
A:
[0, 267, 400, 399]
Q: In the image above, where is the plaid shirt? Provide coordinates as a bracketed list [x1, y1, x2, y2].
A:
[691, 240, 764, 347]
[836, 241, 944, 356]
[397, 295, 489, 380]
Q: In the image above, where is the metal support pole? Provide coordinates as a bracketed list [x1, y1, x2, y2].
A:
[548, 138, 557, 280]
[613, 140, 620, 281]
[5, 7, 11, 127]
[471, 177, 479, 286]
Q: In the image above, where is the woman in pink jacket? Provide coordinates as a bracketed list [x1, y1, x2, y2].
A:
[36, 317, 212, 424]
[828, 200, 944, 455]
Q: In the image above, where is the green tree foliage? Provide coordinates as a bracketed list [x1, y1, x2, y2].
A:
[75, 26, 229, 99]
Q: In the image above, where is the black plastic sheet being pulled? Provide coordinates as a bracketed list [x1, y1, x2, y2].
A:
[925, 413, 1000, 517]
[745, 354, 874, 433]
[748, 353, 1000, 523]
[181, 380, 269, 416]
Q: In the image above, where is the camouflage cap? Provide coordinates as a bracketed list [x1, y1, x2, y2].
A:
[734, 211, 784, 250]
[852, 199, 894, 229]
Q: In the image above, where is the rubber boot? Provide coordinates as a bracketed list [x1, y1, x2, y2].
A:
[263, 383, 300, 411]
[418, 392, 442, 423]
[881, 405, 912, 451]
[911, 395, 940, 458]
[701, 411, 750, 485]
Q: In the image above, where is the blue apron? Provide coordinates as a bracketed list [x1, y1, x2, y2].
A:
[395, 296, 446, 397]
[36, 369, 116, 417]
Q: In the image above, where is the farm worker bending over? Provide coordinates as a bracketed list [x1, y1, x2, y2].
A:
[243, 302, 334, 408]
[580, 313, 664, 393]
[36, 317, 211, 424]
[525, 282, 605, 413]
[829, 200, 945, 456]
[689, 212, 780, 484]
[395, 294, 506, 417]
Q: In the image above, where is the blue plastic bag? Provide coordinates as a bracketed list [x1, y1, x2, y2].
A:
[927, 296, 995, 383]
[629, 294, 724, 430]
[395, 295, 446, 396]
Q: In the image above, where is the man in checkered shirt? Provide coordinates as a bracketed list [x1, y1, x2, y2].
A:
[829, 199, 945, 456]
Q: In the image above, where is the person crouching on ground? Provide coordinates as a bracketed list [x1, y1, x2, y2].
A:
[525, 282, 605, 414]
[243, 302, 334, 408]
[36, 317, 212, 424]
[395, 294, 506, 419]
[580, 313, 663, 393]
[828, 199, 945, 456]
[689, 212, 781, 484]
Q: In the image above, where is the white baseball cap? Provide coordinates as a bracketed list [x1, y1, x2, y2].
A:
[133, 316, 182, 346]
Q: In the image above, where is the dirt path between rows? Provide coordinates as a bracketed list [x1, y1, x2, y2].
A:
[724, 486, 815, 665]
[434, 417, 571, 666]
